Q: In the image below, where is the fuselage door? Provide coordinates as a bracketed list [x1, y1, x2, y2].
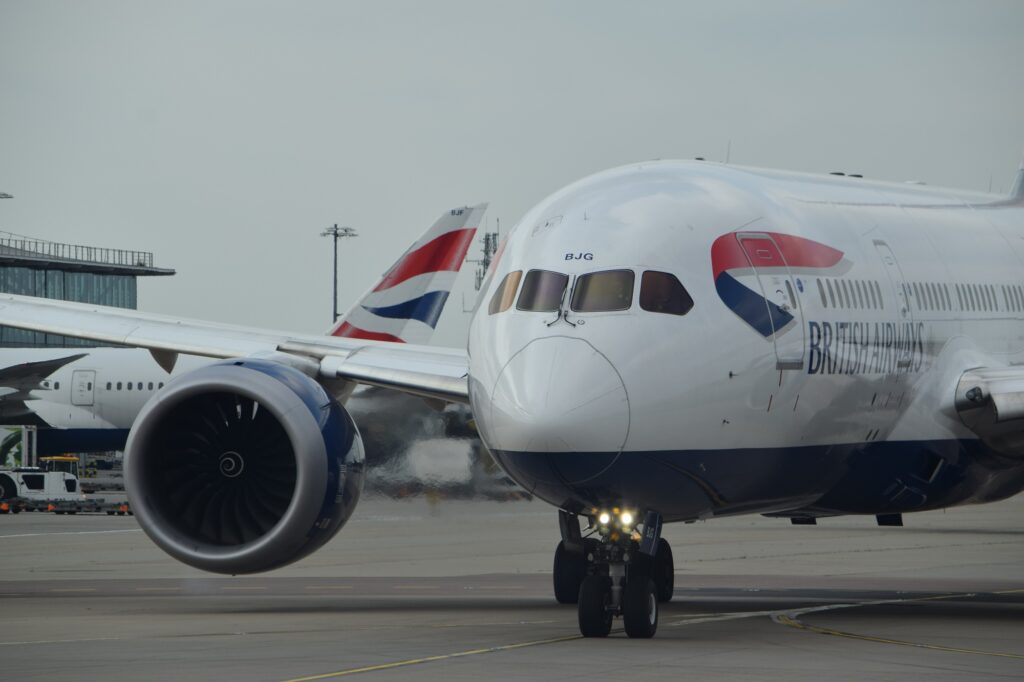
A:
[70, 370, 95, 407]
[736, 233, 806, 370]
[873, 240, 915, 369]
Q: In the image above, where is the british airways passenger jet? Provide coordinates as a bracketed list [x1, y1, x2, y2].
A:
[1, 159, 1022, 639]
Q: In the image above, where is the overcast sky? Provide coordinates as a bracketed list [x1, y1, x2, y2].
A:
[1, 1, 1021, 346]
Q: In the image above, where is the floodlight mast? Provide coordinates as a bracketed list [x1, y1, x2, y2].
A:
[320, 224, 358, 322]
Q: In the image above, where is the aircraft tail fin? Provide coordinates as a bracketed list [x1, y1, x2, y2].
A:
[327, 203, 488, 343]
[1010, 158, 1024, 202]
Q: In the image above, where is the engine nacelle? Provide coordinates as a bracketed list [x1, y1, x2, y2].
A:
[125, 359, 365, 574]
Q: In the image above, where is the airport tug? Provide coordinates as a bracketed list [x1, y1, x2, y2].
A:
[553, 508, 673, 638]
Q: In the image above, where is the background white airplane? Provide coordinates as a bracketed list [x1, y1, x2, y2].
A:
[0, 204, 487, 456]
[0, 159, 1021, 640]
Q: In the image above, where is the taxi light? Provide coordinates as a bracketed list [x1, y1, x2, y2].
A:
[598, 512, 611, 525]
[620, 511, 634, 527]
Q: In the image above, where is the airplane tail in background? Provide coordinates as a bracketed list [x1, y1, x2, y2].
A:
[1011, 158, 1024, 203]
[328, 203, 488, 344]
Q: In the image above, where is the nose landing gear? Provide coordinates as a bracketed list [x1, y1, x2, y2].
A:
[554, 509, 673, 639]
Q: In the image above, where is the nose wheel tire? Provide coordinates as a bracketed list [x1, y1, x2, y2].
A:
[623, 577, 658, 639]
[553, 540, 587, 604]
[653, 538, 674, 603]
[577, 575, 613, 637]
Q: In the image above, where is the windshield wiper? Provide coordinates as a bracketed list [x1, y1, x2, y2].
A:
[546, 281, 577, 327]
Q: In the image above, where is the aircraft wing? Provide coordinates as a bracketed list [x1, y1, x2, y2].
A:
[0, 294, 470, 404]
[956, 367, 1024, 423]
[955, 367, 1024, 454]
[0, 352, 87, 398]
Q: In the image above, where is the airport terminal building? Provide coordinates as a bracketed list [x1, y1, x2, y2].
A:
[0, 234, 174, 347]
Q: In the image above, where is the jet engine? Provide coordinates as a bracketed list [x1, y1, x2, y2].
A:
[124, 359, 365, 574]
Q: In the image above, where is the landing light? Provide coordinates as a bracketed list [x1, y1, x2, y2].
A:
[598, 512, 611, 525]
[620, 511, 634, 527]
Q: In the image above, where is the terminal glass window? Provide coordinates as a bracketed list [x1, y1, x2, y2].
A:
[517, 270, 569, 312]
[571, 270, 634, 312]
[0, 268, 139, 347]
[639, 271, 694, 316]
[488, 271, 522, 315]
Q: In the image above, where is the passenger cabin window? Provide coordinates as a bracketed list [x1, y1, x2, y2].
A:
[517, 270, 569, 312]
[640, 271, 694, 316]
[571, 270, 634, 312]
[488, 271, 522, 315]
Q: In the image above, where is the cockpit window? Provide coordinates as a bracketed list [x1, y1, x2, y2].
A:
[517, 270, 569, 312]
[570, 270, 635, 312]
[639, 271, 694, 315]
[488, 270, 522, 314]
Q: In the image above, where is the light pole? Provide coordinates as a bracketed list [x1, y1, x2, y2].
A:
[320, 224, 358, 322]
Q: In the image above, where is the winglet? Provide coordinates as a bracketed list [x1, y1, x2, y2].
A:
[328, 203, 488, 344]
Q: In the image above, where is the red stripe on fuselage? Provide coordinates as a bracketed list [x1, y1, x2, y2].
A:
[373, 228, 477, 292]
[711, 231, 843, 279]
[331, 322, 406, 343]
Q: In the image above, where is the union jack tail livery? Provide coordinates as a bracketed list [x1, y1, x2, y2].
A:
[329, 203, 488, 343]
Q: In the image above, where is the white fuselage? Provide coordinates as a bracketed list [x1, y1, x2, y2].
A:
[0, 348, 210, 430]
[467, 161, 1024, 520]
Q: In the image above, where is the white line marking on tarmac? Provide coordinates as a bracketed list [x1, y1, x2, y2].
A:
[773, 591, 1024, 659]
[0, 637, 120, 647]
[0, 529, 142, 539]
[666, 593, 975, 629]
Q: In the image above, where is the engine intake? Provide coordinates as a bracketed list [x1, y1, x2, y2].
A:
[125, 359, 364, 574]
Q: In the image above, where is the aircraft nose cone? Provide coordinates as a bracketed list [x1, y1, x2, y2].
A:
[487, 337, 630, 456]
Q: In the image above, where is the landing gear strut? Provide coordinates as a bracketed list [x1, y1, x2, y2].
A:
[554, 509, 673, 638]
